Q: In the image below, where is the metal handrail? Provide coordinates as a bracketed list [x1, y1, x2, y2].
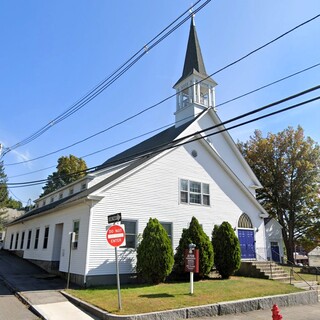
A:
[286, 260, 316, 290]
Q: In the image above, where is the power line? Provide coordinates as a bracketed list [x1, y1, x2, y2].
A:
[2, 0, 210, 157]
[216, 62, 320, 108]
[7, 95, 320, 188]
[5, 86, 320, 188]
[3, 10, 318, 159]
[5, 62, 320, 167]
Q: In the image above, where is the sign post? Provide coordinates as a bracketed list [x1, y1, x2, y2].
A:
[184, 243, 199, 295]
[106, 223, 126, 310]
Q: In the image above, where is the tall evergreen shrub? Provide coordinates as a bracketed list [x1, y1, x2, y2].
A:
[212, 221, 241, 279]
[136, 218, 174, 284]
[173, 216, 214, 279]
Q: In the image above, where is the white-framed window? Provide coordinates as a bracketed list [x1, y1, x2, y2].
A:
[50, 197, 54, 203]
[81, 183, 86, 190]
[10, 234, 14, 250]
[34, 228, 40, 249]
[15, 232, 19, 249]
[27, 230, 32, 249]
[59, 193, 63, 200]
[20, 231, 25, 250]
[69, 188, 74, 196]
[160, 222, 173, 244]
[43, 226, 50, 249]
[122, 220, 137, 249]
[72, 220, 80, 249]
[179, 179, 210, 206]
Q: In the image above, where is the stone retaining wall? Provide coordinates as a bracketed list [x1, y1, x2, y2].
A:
[61, 290, 318, 320]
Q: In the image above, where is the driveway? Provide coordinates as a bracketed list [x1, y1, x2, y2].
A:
[0, 250, 96, 319]
[0, 279, 39, 319]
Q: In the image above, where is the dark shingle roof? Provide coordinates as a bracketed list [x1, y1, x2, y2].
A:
[9, 117, 198, 225]
[10, 192, 81, 224]
[99, 119, 194, 169]
[174, 18, 215, 86]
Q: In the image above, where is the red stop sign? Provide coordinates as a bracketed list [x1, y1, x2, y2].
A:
[106, 224, 126, 247]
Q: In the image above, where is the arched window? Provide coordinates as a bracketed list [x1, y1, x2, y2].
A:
[238, 213, 253, 229]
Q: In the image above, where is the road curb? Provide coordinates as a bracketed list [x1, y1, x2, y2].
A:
[0, 275, 46, 320]
[61, 290, 319, 320]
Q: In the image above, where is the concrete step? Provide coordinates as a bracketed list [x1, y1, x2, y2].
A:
[251, 262, 291, 282]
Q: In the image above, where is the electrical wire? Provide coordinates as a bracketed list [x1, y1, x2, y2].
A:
[3, 9, 318, 157]
[2, 0, 210, 157]
[5, 86, 320, 188]
[5, 62, 320, 167]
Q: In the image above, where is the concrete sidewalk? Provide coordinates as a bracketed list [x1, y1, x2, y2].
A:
[1, 250, 320, 320]
[0, 250, 97, 320]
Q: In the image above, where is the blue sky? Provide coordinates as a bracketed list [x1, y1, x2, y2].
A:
[1, 0, 319, 205]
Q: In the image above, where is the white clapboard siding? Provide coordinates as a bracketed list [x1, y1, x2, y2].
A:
[4, 203, 90, 276]
[85, 138, 266, 276]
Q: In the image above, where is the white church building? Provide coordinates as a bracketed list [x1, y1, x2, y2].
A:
[5, 18, 270, 286]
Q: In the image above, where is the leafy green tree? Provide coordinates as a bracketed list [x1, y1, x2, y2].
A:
[0, 161, 9, 229]
[42, 155, 87, 196]
[136, 218, 174, 284]
[6, 197, 23, 209]
[173, 216, 214, 279]
[212, 222, 241, 279]
[238, 126, 320, 262]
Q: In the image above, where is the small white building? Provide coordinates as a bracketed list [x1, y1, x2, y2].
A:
[4, 18, 269, 286]
[308, 246, 320, 267]
[264, 218, 284, 263]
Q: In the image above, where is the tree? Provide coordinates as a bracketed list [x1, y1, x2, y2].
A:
[136, 218, 174, 284]
[212, 222, 241, 279]
[42, 155, 87, 196]
[238, 126, 320, 263]
[0, 161, 9, 229]
[6, 197, 23, 209]
[173, 216, 214, 279]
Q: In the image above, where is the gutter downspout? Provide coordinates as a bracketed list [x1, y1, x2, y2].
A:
[84, 199, 94, 287]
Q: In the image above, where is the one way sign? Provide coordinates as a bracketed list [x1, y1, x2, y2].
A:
[108, 213, 122, 224]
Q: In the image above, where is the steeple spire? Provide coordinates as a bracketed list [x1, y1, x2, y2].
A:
[173, 17, 217, 127]
[177, 16, 209, 85]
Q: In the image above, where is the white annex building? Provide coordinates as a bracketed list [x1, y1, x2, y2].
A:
[5, 18, 270, 286]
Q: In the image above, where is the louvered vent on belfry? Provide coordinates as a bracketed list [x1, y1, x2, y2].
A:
[238, 213, 253, 228]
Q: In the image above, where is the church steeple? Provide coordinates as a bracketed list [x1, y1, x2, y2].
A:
[173, 17, 217, 127]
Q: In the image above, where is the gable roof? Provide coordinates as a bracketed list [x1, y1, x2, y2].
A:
[9, 117, 199, 225]
[99, 117, 195, 169]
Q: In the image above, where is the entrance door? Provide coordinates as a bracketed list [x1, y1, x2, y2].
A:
[271, 242, 280, 263]
[238, 229, 256, 259]
[52, 223, 64, 269]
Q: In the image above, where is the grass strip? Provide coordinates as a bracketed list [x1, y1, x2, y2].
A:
[67, 276, 301, 315]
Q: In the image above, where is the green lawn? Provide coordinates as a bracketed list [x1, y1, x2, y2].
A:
[282, 266, 320, 282]
[67, 277, 301, 315]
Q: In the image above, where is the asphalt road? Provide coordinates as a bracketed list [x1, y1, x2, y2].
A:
[0, 279, 39, 320]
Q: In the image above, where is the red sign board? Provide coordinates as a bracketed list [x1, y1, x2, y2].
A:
[184, 249, 199, 273]
[106, 224, 126, 248]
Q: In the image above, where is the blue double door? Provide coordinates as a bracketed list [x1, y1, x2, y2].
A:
[238, 229, 256, 259]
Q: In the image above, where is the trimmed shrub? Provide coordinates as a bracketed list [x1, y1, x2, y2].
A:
[136, 218, 174, 284]
[212, 221, 241, 279]
[173, 216, 214, 279]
